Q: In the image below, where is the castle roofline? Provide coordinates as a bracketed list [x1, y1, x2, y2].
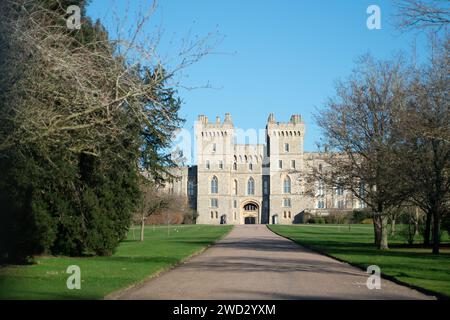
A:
[197, 113, 234, 128]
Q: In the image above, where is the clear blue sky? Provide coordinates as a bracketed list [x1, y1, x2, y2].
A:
[87, 0, 429, 153]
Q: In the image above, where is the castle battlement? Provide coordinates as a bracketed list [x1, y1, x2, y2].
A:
[197, 113, 234, 130]
[267, 113, 304, 132]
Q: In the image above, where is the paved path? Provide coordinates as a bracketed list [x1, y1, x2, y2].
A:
[114, 225, 434, 300]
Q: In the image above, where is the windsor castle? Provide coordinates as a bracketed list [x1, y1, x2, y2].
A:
[165, 113, 364, 225]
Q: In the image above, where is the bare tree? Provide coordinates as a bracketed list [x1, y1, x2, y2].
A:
[313, 55, 411, 250]
[394, 0, 450, 31]
[0, 0, 217, 177]
[134, 181, 170, 241]
[393, 42, 450, 254]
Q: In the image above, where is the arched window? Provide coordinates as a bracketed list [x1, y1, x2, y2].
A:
[283, 176, 291, 194]
[233, 162, 237, 170]
[233, 179, 238, 195]
[249, 163, 253, 171]
[247, 177, 255, 195]
[211, 176, 218, 194]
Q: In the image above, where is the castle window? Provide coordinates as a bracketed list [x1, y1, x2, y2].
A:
[283, 211, 287, 218]
[247, 177, 255, 195]
[212, 143, 216, 153]
[233, 162, 237, 170]
[188, 180, 195, 196]
[336, 184, 344, 196]
[233, 179, 238, 195]
[263, 180, 268, 195]
[317, 200, 325, 209]
[359, 181, 365, 199]
[337, 200, 345, 209]
[249, 163, 253, 171]
[291, 160, 296, 169]
[283, 198, 291, 207]
[210, 198, 218, 208]
[284, 143, 289, 152]
[359, 182, 366, 209]
[288, 211, 292, 219]
[279, 160, 283, 169]
[318, 180, 324, 196]
[206, 160, 210, 169]
[211, 176, 218, 194]
[283, 176, 291, 194]
[215, 211, 218, 219]
[234, 212, 237, 220]
[211, 211, 214, 219]
[219, 161, 223, 170]
[233, 200, 237, 208]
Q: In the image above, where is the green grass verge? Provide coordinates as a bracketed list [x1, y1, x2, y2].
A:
[268, 224, 450, 298]
[0, 224, 232, 300]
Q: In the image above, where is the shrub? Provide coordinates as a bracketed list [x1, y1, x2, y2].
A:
[352, 210, 371, 223]
[361, 218, 374, 224]
[324, 212, 352, 224]
[308, 216, 325, 224]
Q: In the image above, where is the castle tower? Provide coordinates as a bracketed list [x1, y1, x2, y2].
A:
[266, 114, 305, 224]
[195, 114, 235, 224]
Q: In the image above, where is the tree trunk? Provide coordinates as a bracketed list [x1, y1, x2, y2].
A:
[424, 212, 432, 246]
[391, 217, 396, 236]
[432, 208, 440, 254]
[140, 218, 145, 242]
[380, 215, 389, 250]
[414, 207, 419, 236]
[373, 213, 382, 247]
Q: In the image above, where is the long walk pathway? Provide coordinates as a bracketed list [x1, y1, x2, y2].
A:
[114, 225, 433, 300]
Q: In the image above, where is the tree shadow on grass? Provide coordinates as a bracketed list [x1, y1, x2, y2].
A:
[297, 239, 450, 259]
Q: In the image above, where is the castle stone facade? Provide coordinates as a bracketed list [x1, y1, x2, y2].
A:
[165, 113, 363, 225]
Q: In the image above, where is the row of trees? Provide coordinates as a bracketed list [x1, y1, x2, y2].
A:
[313, 1, 449, 254]
[0, 0, 206, 262]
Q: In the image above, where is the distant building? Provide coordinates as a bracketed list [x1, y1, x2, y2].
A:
[164, 113, 360, 224]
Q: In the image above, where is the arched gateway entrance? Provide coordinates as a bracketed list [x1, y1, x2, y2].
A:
[242, 202, 259, 224]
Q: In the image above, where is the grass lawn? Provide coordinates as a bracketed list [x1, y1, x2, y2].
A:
[268, 224, 450, 298]
[0, 224, 232, 300]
